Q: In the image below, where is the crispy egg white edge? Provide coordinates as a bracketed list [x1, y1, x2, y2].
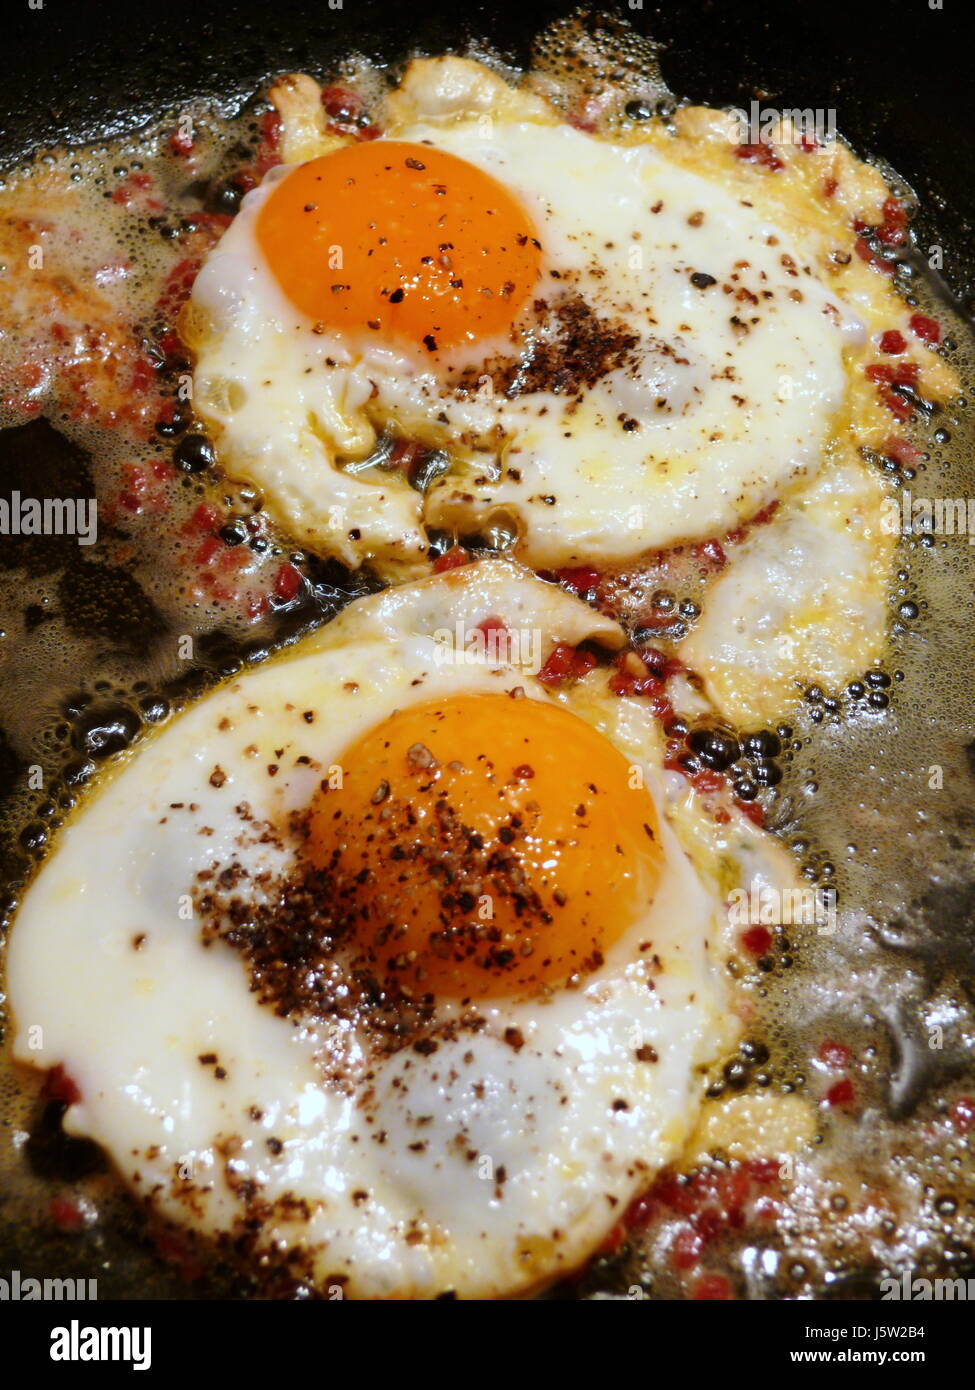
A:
[8, 561, 757, 1298]
[190, 64, 862, 576]
[679, 460, 895, 724]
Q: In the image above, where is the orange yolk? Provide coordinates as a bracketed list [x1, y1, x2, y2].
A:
[256, 141, 541, 350]
[307, 693, 663, 1001]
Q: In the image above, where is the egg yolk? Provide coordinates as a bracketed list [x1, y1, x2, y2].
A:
[307, 693, 662, 1001]
[256, 141, 541, 350]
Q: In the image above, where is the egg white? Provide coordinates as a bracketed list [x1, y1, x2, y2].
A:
[9, 561, 745, 1299]
[187, 61, 862, 577]
[680, 459, 895, 724]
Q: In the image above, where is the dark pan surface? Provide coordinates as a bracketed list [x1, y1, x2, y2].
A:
[1, 0, 972, 302]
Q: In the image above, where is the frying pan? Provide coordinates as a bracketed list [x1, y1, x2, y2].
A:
[1, 0, 973, 1300]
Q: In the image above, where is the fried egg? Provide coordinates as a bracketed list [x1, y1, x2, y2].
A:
[9, 561, 758, 1299]
[185, 58, 863, 577]
[680, 459, 895, 723]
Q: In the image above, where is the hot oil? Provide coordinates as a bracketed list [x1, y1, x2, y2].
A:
[0, 95, 378, 1296]
[0, 92, 380, 878]
[1, 11, 974, 1301]
[528, 14, 975, 1300]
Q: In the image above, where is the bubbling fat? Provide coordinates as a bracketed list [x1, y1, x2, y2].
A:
[0, 10, 974, 1300]
[0, 97, 375, 923]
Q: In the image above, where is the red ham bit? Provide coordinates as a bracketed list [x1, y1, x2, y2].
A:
[824, 1078, 856, 1109]
[182, 502, 220, 534]
[744, 499, 779, 530]
[388, 438, 427, 476]
[855, 237, 895, 274]
[877, 196, 908, 246]
[158, 257, 194, 328]
[692, 537, 727, 567]
[818, 1039, 851, 1069]
[49, 1197, 85, 1233]
[321, 85, 363, 120]
[735, 798, 766, 828]
[432, 545, 471, 573]
[231, 111, 283, 194]
[261, 108, 282, 149]
[884, 392, 914, 423]
[634, 607, 683, 632]
[879, 329, 906, 355]
[169, 129, 195, 157]
[735, 143, 784, 171]
[320, 86, 380, 142]
[273, 562, 302, 602]
[883, 436, 923, 468]
[866, 361, 919, 387]
[607, 650, 677, 723]
[865, 360, 921, 421]
[626, 1160, 782, 1284]
[749, 1158, 783, 1185]
[566, 90, 614, 134]
[556, 565, 601, 594]
[691, 768, 725, 794]
[111, 170, 163, 212]
[909, 312, 942, 346]
[537, 642, 597, 687]
[608, 658, 664, 699]
[194, 535, 223, 567]
[741, 925, 773, 957]
[473, 615, 508, 646]
[42, 1064, 81, 1106]
[670, 1227, 704, 1271]
[695, 1273, 733, 1300]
